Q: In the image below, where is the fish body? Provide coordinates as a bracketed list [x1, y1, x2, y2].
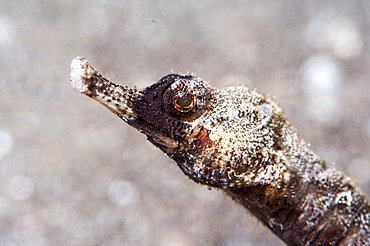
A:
[70, 57, 370, 245]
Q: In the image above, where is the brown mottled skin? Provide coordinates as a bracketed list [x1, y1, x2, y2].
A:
[70, 57, 370, 245]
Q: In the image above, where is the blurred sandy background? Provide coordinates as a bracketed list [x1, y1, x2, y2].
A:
[1, 1, 370, 245]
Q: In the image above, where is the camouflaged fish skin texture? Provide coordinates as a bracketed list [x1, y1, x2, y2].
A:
[70, 57, 370, 245]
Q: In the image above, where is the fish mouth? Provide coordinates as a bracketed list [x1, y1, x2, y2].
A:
[70, 57, 138, 122]
[70, 57, 178, 149]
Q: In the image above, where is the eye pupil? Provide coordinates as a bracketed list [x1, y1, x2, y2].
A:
[174, 93, 195, 110]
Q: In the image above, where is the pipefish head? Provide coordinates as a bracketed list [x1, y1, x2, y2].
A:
[70, 57, 288, 188]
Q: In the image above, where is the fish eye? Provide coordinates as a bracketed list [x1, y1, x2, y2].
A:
[162, 76, 206, 119]
[174, 93, 196, 111]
